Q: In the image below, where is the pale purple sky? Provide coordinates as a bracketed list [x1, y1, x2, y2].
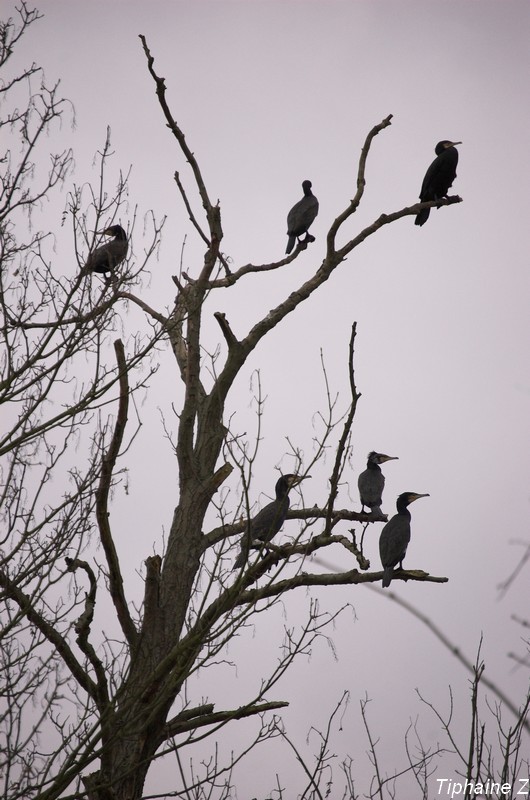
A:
[8, 0, 530, 794]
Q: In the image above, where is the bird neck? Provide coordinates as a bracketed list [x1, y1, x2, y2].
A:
[367, 461, 381, 472]
[275, 479, 292, 502]
[271, 495, 290, 519]
[396, 503, 411, 518]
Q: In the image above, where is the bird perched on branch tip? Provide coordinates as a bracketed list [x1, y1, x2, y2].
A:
[379, 491, 429, 588]
[415, 140, 461, 226]
[285, 180, 319, 254]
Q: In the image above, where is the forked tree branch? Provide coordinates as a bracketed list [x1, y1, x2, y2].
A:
[203, 506, 388, 550]
[211, 195, 462, 412]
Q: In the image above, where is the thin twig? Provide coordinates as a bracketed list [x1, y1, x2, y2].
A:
[324, 322, 360, 536]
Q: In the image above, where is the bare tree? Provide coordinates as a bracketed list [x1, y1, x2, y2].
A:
[0, 7, 481, 800]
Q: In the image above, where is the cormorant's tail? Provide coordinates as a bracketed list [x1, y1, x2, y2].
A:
[415, 208, 430, 226]
[382, 567, 393, 588]
[285, 235, 296, 254]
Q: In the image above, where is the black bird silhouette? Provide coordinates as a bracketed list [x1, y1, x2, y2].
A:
[358, 451, 398, 515]
[285, 180, 319, 254]
[84, 225, 128, 276]
[379, 492, 429, 587]
[415, 140, 461, 226]
[234, 474, 308, 569]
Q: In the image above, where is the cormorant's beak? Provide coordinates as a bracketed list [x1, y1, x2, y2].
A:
[291, 474, 310, 487]
[380, 455, 398, 463]
[446, 141, 462, 148]
[409, 492, 430, 503]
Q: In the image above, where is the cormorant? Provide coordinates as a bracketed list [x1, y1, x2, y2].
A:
[358, 451, 398, 515]
[379, 491, 429, 588]
[84, 225, 128, 275]
[234, 474, 308, 569]
[285, 180, 319, 254]
[415, 141, 461, 226]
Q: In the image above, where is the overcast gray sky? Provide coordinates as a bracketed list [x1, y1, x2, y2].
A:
[8, 0, 530, 794]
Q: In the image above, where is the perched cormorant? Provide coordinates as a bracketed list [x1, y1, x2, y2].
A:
[234, 474, 308, 569]
[358, 451, 398, 515]
[415, 141, 461, 226]
[84, 225, 128, 275]
[285, 180, 319, 254]
[379, 492, 429, 588]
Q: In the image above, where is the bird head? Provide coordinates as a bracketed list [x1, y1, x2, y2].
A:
[435, 140, 462, 155]
[368, 451, 398, 465]
[301, 180, 313, 194]
[101, 225, 127, 239]
[398, 491, 430, 508]
[282, 474, 310, 489]
[273, 474, 310, 500]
